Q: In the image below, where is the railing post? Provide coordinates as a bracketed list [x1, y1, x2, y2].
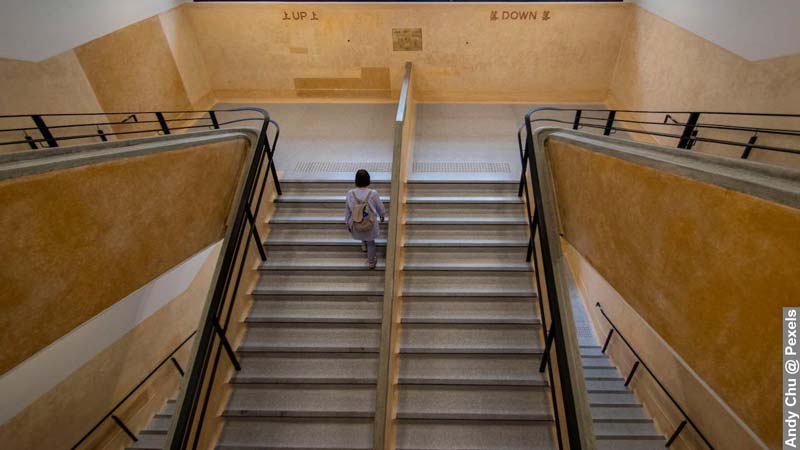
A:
[539, 330, 555, 373]
[25, 134, 38, 149]
[677, 112, 700, 148]
[31, 115, 58, 148]
[97, 129, 108, 142]
[170, 357, 185, 377]
[601, 328, 614, 354]
[110, 415, 138, 442]
[603, 110, 616, 136]
[209, 111, 220, 129]
[741, 134, 758, 159]
[155, 112, 171, 135]
[624, 361, 640, 387]
[245, 207, 267, 262]
[572, 110, 582, 130]
[211, 319, 241, 371]
[665, 420, 688, 447]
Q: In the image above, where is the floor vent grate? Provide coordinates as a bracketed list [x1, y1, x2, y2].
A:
[413, 161, 512, 173]
[294, 161, 392, 173]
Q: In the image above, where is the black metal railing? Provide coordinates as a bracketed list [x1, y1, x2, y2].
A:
[514, 106, 796, 449]
[0, 107, 281, 449]
[596, 303, 714, 449]
[166, 112, 281, 449]
[0, 109, 273, 151]
[70, 331, 196, 450]
[517, 123, 585, 450]
[519, 107, 800, 162]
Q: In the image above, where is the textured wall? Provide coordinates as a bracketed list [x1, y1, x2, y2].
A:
[607, 7, 800, 168]
[547, 138, 800, 448]
[74, 16, 192, 113]
[159, 7, 215, 109]
[0, 138, 250, 375]
[0, 243, 220, 450]
[185, 2, 631, 102]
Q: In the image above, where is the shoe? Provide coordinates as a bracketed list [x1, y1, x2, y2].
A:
[361, 242, 367, 252]
[368, 260, 377, 269]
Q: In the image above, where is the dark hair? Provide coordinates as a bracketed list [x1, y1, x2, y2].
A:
[355, 169, 371, 187]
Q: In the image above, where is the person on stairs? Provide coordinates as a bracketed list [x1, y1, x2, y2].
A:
[345, 169, 385, 269]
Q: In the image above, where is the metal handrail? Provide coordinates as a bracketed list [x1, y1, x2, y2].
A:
[70, 331, 196, 450]
[167, 110, 281, 450]
[0, 109, 268, 149]
[518, 121, 586, 450]
[521, 107, 800, 159]
[595, 304, 714, 449]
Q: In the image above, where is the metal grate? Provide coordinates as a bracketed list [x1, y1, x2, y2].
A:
[294, 161, 392, 173]
[413, 161, 512, 173]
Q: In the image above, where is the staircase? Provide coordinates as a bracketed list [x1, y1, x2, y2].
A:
[392, 180, 553, 449]
[218, 179, 389, 449]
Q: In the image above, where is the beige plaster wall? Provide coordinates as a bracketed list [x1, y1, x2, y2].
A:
[184, 2, 631, 103]
[546, 138, 799, 448]
[607, 7, 800, 168]
[0, 51, 107, 152]
[159, 7, 216, 110]
[74, 16, 192, 114]
[0, 138, 250, 375]
[0, 243, 221, 450]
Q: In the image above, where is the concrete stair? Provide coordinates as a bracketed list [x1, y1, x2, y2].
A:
[218, 179, 386, 449]
[581, 346, 667, 449]
[394, 180, 553, 450]
[126, 399, 175, 449]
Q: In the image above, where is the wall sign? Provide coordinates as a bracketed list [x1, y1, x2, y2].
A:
[282, 11, 319, 21]
[490, 10, 552, 22]
[393, 28, 423, 52]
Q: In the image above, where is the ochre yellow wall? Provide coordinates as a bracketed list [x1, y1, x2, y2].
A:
[0, 243, 221, 450]
[607, 7, 800, 168]
[160, 7, 215, 109]
[74, 16, 193, 114]
[185, 2, 631, 102]
[546, 138, 799, 448]
[0, 138, 251, 375]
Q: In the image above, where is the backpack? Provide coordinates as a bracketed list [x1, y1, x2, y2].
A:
[351, 190, 375, 233]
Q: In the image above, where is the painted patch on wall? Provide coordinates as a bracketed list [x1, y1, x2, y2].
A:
[393, 28, 423, 52]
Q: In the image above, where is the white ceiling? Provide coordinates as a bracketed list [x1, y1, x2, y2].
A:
[633, 0, 800, 61]
[0, 0, 186, 62]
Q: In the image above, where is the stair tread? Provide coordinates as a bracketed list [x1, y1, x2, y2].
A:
[225, 385, 376, 418]
[395, 420, 555, 450]
[234, 354, 378, 384]
[277, 195, 390, 203]
[406, 196, 523, 204]
[247, 300, 381, 323]
[399, 354, 547, 386]
[240, 325, 380, 353]
[217, 418, 373, 449]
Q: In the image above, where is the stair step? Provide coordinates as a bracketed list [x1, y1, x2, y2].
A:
[397, 385, 552, 421]
[405, 217, 528, 225]
[254, 271, 384, 296]
[402, 299, 538, 324]
[581, 346, 605, 357]
[405, 224, 528, 244]
[279, 180, 391, 196]
[596, 438, 668, 450]
[399, 354, 547, 386]
[585, 378, 629, 392]
[583, 356, 614, 368]
[584, 367, 623, 380]
[403, 247, 530, 271]
[225, 385, 376, 418]
[162, 400, 176, 416]
[593, 420, 663, 439]
[271, 214, 390, 225]
[126, 433, 167, 450]
[406, 196, 523, 204]
[400, 324, 542, 354]
[406, 202, 527, 220]
[406, 181, 519, 197]
[216, 418, 373, 450]
[395, 420, 555, 450]
[591, 405, 651, 421]
[240, 324, 380, 353]
[276, 195, 390, 203]
[403, 272, 535, 297]
[247, 300, 382, 324]
[267, 238, 388, 248]
[141, 415, 171, 433]
[589, 392, 639, 406]
[258, 246, 386, 270]
[234, 353, 378, 384]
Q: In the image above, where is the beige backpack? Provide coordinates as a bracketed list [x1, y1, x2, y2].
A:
[351, 190, 375, 232]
